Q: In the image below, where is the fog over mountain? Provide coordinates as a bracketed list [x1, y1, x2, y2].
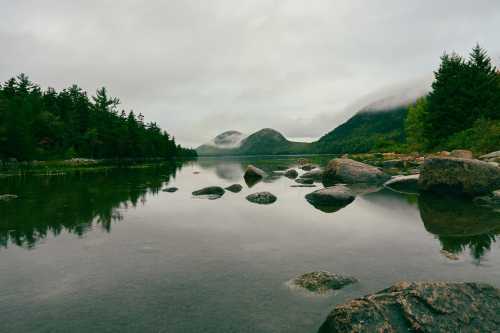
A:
[1, 1, 499, 147]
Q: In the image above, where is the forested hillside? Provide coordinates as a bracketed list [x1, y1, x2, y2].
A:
[312, 106, 408, 154]
[0, 74, 196, 161]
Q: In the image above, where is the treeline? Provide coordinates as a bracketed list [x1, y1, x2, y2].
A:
[406, 45, 500, 154]
[0, 74, 196, 161]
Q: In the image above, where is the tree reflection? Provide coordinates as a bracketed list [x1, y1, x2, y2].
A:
[0, 163, 182, 249]
[418, 193, 500, 261]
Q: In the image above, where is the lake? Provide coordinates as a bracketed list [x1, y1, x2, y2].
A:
[1, 156, 499, 333]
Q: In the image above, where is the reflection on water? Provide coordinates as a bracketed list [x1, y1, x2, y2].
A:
[0, 163, 181, 249]
[419, 193, 500, 261]
[0, 157, 499, 333]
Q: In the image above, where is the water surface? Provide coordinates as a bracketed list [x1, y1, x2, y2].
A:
[1, 157, 499, 332]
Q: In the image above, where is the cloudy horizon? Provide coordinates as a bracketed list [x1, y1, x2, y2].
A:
[2, 0, 500, 147]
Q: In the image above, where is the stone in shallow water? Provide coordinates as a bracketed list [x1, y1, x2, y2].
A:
[290, 184, 316, 188]
[225, 184, 243, 193]
[295, 178, 314, 185]
[246, 192, 277, 204]
[318, 282, 500, 333]
[300, 169, 324, 180]
[300, 164, 317, 171]
[305, 185, 355, 213]
[292, 271, 357, 293]
[162, 187, 178, 193]
[192, 186, 225, 198]
[383, 174, 419, 194]
[284, 169, 299, 179]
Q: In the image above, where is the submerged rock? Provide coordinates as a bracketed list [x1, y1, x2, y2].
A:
[246, 192, 277, 204]
[0, 194, 18, 201]
[290, 184, 317, 188]
[284, 169, 299, 179]
[225, 184, 243, 193]
[318, 281, 500, 333]
[292, 271, 357, 293]
[192, 186, 225, 198]
[295, 178, 314, 185]
[162, 187, 178, 193]
[419, 157, 500, 196]
[383, 174, 419, 194]
[323, 158, 390, 185]
[305, 186, 355, 213]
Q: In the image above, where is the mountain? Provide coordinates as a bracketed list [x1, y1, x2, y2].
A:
[196, 128, 310, 156]
[312, 106, 409, 154]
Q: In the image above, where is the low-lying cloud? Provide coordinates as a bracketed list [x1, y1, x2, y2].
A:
[1, 0, 499, 147]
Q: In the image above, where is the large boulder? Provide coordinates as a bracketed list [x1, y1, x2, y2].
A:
[418, 157, 500, 196]
[246, 192, 277, 204]
[305, 185, 355, 213]
[323, 158, 390, 185]
[291, 271, 357, 294]
[383, 174, 419, 194]
[318, 281, 500, 333]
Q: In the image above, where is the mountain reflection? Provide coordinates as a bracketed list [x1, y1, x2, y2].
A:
[0, 163, 182, 249]
[419, 193, 500, 261]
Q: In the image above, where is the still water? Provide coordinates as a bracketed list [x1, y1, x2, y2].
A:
[1, 156, 499, 333]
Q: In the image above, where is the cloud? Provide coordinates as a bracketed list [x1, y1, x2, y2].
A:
[1, 0, 500, 147]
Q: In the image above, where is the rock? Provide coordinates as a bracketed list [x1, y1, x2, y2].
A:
[300, 164, 317, 171]
[192, 186, 225, 198]
[381, 159, 405, 169]
[292, 271, 357, 294]
[440, 249, 459, 260]
[450, 149, 473, 159]
[318, 281, 500, 333]
[295, 178, 314, 185]
[383, 174, 419, 194]
[246, 192, 277, 204]
[162, 187, 178, 193]
[323, 158, 390, 185]
[244, 165, 267, 180]
[297, 158, 311, 165]
[290, 184, 317, 188]
[225, 184, 243, 193]
[300, 169, 324, 180]
[418, 157, 500, 196]
[305, 185, 355, 213]
[284, 169, 298, 179]
[0, 194, 18, 201]
[480, 150, 500, 161]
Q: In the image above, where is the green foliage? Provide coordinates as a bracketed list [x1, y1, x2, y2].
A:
[0, 74, 196, 161]
[405, 97, 429, 151]
[314, 107, 408, 154]
[445, 118, 500, 154]
[422, 45, 500, 149]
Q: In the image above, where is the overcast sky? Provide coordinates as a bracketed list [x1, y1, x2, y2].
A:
[1, 1, 500, 147]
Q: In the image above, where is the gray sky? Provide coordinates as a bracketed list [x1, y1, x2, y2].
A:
[1, 0, 500, 147]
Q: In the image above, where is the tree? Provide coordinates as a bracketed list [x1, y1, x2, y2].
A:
[405, 97, 429, 151]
